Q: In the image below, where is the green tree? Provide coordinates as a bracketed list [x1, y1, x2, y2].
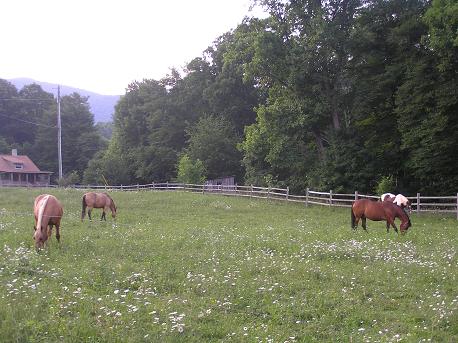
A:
[186, 115, 243, 181]
[33, 93, 103, 179]
[0, 79, 20, 145]
[234, 1, 363, 192]
[203, 28, 261, 135]
[0, 80, 54, 153]
[176, 154, 206, 184]
[112, 79, 177, 183]
[423, 0, 458, 72]
[0, 137, 10, 154]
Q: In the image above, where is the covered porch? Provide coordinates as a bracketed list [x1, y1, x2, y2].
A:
[0, 172, 51, 187]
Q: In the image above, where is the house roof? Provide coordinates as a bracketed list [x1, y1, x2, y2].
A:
[0, 154, 52, 174]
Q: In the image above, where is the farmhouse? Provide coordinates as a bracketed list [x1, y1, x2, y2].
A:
[0, 149, 52, 187]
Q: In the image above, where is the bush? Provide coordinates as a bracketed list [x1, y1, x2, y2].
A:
[176, 154, 206, 184]
[375, 175, 395, 195]
[58, 171, 80, 187]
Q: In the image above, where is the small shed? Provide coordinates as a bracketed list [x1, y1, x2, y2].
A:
[205, 176, 236, 191]
[0, 149, 52, 187]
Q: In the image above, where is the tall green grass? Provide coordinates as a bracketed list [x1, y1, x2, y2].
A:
[0, 188, 456, 342]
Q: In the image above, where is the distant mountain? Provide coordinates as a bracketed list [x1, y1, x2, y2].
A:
[8, 78, 120, 123]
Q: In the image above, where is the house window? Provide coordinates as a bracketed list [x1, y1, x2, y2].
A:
[14, 163, 23, 170]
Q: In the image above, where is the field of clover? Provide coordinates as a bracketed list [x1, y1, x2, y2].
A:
[0, 187, 456, 342]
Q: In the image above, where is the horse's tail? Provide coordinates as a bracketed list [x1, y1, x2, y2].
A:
[351, 206, 356, 228]
[81, 194, 87, 220]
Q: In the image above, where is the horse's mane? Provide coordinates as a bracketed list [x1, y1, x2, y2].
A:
[392, 202, 411, 223]
[36, 195, 50, 233]
[104, 192, 116, 211]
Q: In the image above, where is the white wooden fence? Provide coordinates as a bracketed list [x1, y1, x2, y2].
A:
[66, 182, 458, 220]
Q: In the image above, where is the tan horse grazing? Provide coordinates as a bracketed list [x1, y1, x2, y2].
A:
[33, 194, 63, 249]
[81, 192, 117, 221]
[351, 199, 411, 234]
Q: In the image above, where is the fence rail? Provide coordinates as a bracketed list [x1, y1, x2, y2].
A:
[3, 182, 457, 219]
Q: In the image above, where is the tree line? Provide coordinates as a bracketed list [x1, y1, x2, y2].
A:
[1, 0, 456, 195]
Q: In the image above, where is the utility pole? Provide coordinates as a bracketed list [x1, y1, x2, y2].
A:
[57, 85, 63, 180]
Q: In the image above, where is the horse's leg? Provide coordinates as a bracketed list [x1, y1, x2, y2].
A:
[101, 210, 106, 221]
[362, 217, 367, 232]
[388, 219, 398, 233]
[55, 224, 61, 243]
[47, 225, 53, 240]
[88, 208, 92, 220]
[386, 221, 390, 233]
[353, 217, 360, 230]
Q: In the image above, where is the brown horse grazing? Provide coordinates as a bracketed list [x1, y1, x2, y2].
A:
[351, 199, 411, 234]
[33, 194, 63, 249]
[81, 192, 117, 221]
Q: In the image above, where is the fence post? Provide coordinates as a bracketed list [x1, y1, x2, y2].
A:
[152, 182, 155, 190]
[306, 188, 309, 207]
[202, 183, 205, 194]
[329, 190, 333, 207]
[166, 181, 169, 190]
[416, 193, 420, 214]
[121, 184, 123, 191]
[355, 191, 358, 201]
[267, 187, 271, 199]
[251, 184, 253, 198]
[286, 186, 289, 201]
[456, 193, 458, 220]
[137, 183, 139, 191]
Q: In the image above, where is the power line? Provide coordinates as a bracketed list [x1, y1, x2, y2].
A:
[0, 113, 57, 128]
[0, 98, 55, 102]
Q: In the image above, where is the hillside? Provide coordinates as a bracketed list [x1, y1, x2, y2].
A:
[8, 78, 120, 122]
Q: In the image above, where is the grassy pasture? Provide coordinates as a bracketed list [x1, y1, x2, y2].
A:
[0, 188, 456, 343]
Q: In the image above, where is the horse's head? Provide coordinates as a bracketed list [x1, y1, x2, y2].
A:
[110, 202, 117, 218]
[33, 226, 46, 249]
[400, 217, 412, 234]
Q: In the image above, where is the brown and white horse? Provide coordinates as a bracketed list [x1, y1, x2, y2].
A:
[81, 192, 117, 221]
[381, 193, 411, 212]
[351, 199, 411, 234]
[393, 194, 411, 212]
[381, 193, 396, 202]
[33, 194, 63, 249]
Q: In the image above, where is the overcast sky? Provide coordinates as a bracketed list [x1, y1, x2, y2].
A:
[1, 0, 266, 95]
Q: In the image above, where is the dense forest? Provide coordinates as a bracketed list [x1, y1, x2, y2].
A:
[1, 0, 457, 195]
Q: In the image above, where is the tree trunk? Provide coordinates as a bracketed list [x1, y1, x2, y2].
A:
[312, 130, 325, 160]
